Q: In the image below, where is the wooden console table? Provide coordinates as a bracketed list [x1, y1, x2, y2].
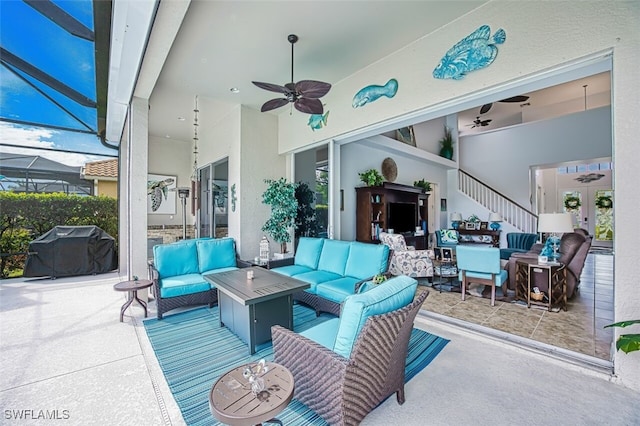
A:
[457, 228, 500, 247]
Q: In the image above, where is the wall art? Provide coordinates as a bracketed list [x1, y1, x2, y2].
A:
[147, 174, 176, 214]
[308, 110, 329, 131]
[433, 25, 506, 80]
[396, 126, 416, 147]
[352, 78, 398, 108]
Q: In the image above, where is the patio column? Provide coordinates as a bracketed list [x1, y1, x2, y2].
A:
[119, 96, 149, 293]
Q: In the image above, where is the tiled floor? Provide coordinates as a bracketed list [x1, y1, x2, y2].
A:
[419, 251, 614, 360]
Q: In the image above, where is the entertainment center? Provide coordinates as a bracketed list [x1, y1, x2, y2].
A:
[355, 182, 429, 249]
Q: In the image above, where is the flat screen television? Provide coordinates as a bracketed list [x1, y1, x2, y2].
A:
[387, 202, 417, 234]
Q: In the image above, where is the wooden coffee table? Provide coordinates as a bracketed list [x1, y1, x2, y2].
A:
[209, 361, 294, 425]
[204, 267, 309, 354]
[113, 279, 153, 322]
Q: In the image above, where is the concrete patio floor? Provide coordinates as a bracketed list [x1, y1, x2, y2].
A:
[1, 272, 639, 425]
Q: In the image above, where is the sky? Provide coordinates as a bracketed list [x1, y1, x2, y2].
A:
[0, 0, 116, 168]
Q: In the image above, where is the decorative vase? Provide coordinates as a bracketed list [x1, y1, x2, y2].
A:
[440, 147, 453, 160]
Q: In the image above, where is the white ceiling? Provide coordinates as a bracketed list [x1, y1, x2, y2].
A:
[146, 1, 610, 144]
[148, 0, 488, 142]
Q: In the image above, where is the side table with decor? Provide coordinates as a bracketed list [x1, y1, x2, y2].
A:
[515, 258, 567, 311]
[432, 258, 459, 292]
[209, 360, 294, 425]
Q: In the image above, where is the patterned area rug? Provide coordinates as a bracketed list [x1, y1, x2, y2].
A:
[144, 303, 449, 425]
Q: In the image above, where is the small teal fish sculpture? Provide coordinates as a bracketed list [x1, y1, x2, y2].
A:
[433, 25, 506, 80]
[352, 78, 398, 108]
[307, 110, 329, 131]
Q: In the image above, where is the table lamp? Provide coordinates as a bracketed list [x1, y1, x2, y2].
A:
[488, 212, 502, 231]
[537, 213, 573, 262]
[450, 212, 463, 230]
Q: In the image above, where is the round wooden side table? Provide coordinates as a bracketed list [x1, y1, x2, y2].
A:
[113, 279, 153, 322]
[209, 361, 294, 425]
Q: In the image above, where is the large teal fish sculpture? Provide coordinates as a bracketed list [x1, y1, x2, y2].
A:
[307, 110, 329, 131]
[433, 25, 506, 80]
[352, 78, 398, 108]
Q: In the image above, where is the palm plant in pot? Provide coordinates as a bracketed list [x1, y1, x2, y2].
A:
[439, 126, 454, 160]
[262, 178, 298, 256]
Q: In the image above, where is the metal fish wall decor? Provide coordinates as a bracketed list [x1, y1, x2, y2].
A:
[352, 78, 398, 108]
[307, 110, 329, 131]
[433, 25, 506, 80]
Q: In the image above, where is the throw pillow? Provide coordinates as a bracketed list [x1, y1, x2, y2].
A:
[440, 229, 458, 243]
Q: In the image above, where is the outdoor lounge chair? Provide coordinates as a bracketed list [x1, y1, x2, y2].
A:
[272, 275, 428, 426]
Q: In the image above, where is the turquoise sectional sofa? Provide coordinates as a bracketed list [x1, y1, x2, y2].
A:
[270, 237, 390, 316]
[151, 237, 244, 319]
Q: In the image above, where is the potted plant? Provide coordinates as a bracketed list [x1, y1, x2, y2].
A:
[262, 178, 298, 255]
[295, 182, 318, 239]
[413, 179, 432, 192]
[438, 126, 454, 160]
[605, 320, 640, 354]
[358, 169, 384, 186]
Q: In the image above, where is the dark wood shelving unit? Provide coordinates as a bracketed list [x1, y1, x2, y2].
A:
[355, 182, 428, 246]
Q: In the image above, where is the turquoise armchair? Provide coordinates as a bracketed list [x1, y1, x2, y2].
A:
[499, 233, 538, 260]
[272, 275, 428, 425]
[456, 245, 508, 306]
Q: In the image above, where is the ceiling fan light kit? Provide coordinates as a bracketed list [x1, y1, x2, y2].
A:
[252, 34, 331, 114]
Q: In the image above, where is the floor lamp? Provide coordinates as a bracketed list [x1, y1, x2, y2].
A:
[537, 213, 573, 262]
[177, 187, 190, 240]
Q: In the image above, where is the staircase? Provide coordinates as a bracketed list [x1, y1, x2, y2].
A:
[458, 170, 537, 233]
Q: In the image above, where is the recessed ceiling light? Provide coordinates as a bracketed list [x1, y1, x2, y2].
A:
[177, 117, 186, 121]
[165, 134, 171, 138]
[230, 87, 240, 93]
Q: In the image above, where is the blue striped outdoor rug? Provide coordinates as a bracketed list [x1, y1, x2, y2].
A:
[144, 304, 449, 426]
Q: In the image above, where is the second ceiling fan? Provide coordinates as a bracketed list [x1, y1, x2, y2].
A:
[252, 34, 331, 115]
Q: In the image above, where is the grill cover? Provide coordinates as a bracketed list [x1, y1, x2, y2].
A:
[23, 226, 117, 278]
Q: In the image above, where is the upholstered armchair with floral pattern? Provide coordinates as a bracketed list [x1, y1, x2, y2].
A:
[379, 232, 434, 279]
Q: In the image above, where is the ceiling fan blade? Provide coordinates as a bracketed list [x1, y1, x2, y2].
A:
[481, 119, 492, 126]
[500, 95, 529, 103]
[252, 81, 288, 94]
[284, 82, 296, 92]
[294, 97, 323, 114]
[295, 80, 331, 99]
[261, 98, 289, 112]
[480, 103, 492, 114]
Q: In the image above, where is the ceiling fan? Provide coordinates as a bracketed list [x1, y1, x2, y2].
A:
[469, 116, 492, 128]
[252, 34, 331, 115]
[479, 95, 530, 114]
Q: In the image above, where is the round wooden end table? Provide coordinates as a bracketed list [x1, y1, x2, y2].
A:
[209, 361, 294, 425]
[113, 279, 153, 322]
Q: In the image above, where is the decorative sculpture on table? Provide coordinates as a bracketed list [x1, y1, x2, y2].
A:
[243, 359, 269, 397]
[433, 25, 506, 80]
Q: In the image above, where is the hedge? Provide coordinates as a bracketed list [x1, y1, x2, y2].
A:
[0, 192, 118, 278]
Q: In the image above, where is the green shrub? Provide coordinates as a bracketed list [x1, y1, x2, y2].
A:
[0, 192, 118, 278]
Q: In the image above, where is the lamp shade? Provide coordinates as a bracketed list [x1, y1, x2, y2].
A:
[488, 212, 502, 222]
[537, 213, 573, 234]
[450, 212, 463, 222]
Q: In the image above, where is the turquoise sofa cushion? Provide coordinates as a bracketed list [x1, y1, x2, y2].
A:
[159, 273, 210, 298]
[293, 270, 342, 292]
[300, 317, 340, 350]
[154, 240, 199, 278]
[345, 242, 389, 279]
[201, 266, 238, 277]
[460, 270, 508, 286]
[295, 237, 324, 269]
[315, 277, 361, 304]
[196, 238, 236, 272]
[332, 275, 417, 358]
[271, 265, 314, 277]
[317, 239, 351, 276]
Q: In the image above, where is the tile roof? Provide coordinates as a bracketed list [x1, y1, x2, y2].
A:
[82, 158, 118, 179]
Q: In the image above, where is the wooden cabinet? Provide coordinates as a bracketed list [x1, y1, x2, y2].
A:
[355, 183, 428, 243]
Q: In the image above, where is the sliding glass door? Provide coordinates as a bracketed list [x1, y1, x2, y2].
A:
[198, 158, 229, 238]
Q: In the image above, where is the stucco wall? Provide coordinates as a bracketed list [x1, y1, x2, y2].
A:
[274, 1, 640, 390]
